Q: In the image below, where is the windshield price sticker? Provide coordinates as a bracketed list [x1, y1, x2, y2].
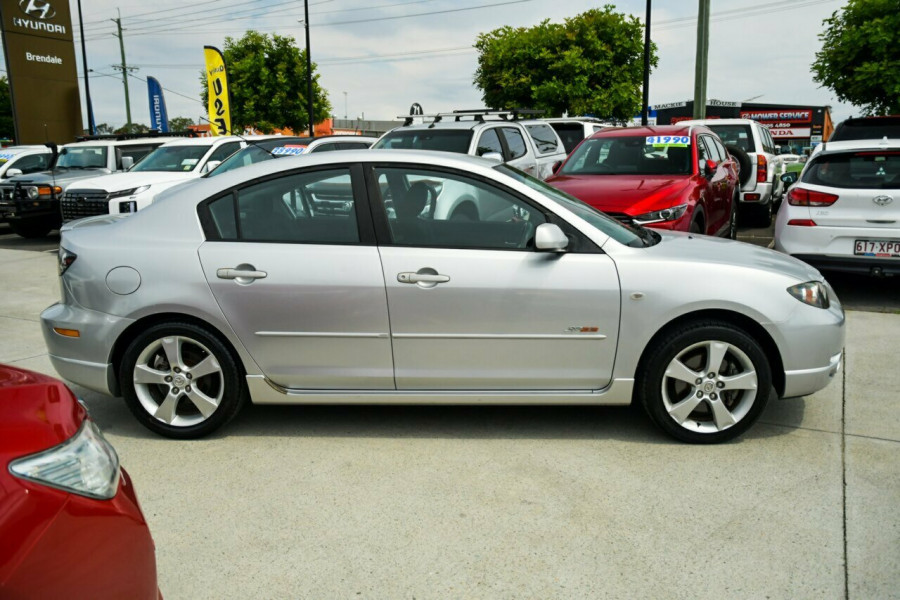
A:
[272, 146, 308, 156]
[646, 135, 690, 147]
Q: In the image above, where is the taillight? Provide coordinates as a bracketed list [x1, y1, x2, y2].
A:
[787, 187, 839, 207]
[58, 247, 77, 275]
[756, 155, 767, 184]
[787, 219, 817, 227]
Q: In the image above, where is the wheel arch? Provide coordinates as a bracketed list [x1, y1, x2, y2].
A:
[110, 312, 247, 396]
[634, 308, 785, 398]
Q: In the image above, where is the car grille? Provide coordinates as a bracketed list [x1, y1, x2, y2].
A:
[61, 189, 110, 221]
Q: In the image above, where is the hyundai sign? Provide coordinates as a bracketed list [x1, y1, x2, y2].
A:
[0, 0, 83, 143]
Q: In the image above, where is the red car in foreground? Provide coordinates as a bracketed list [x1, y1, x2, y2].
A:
[547, 125, 739, 238]
[0, 365, 160, 600]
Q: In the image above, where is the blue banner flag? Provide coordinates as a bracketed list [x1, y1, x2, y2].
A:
[147, 76, 169, 132]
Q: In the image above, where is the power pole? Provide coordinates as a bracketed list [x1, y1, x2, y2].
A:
[303, 0, 315, 137]
[693, 0, 710, 119]
[110, 10, 137, 128]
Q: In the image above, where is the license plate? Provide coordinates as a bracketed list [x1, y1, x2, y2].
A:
[854, 239, 900, 257]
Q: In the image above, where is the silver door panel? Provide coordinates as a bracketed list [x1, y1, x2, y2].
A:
[199, 242, 394, 389]
[378, 247, 621, 390]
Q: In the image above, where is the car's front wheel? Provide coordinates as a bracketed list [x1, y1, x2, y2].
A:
[637, 320, 772, 443]
[120, 322, 247, 439]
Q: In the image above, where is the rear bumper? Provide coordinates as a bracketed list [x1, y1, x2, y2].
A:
[739, 181, 774, 204]
[790, 254, 900, 276]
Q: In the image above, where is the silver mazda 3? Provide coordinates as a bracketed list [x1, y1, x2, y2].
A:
[41, 150, 845, 443]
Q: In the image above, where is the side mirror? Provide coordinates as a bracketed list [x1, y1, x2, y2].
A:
[534, 223, 568, 252]
[551, 161, 562, 174]
[203, 160, 222, 173]
[481, 151, 503, 164]
[121, 156, 134, 170]
[5, 168, 22, 178]
[780, 172, 798, 185]
[704, 159, 717, 178]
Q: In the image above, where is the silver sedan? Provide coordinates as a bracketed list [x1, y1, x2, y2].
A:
[41, 150, 845, 443]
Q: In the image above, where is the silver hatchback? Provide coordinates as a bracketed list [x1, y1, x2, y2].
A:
[41, 150, 845, 443]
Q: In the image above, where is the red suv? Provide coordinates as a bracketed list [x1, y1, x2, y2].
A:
[546, 125, 739, 238]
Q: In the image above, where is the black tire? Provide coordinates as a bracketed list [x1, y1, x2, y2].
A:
[726, 144, 752, 187]
[727, 191, 739, 239]
[637, 320, 772, 444]
[10, 217, 54, 239]
[119, 322, 247, 439]
[742, 200, 773, 228]
[689, 219, 703, 234]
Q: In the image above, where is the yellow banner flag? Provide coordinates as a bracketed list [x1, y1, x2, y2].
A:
[204, 46, 231, 136]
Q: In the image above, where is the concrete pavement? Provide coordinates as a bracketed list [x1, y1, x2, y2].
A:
[2, 248, 898, 599]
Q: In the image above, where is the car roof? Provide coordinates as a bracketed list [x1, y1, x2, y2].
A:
[0, 145, 50, 154]
[678, 118, 758, 127]
[815, 138, 900, 154]
[159, 135, 246, 147]
[388, 121, 491, 132]
[587, 124, 699, 138]
[63, 137, 184, 148]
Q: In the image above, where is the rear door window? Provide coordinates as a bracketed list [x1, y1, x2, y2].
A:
[525, 124, 560, 155]
[500, 127, 528, 160]
[475, 128, 504, 157]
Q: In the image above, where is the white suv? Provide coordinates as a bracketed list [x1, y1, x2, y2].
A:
[679, 118, 784, 226]
[373, 110, 541, 178]
[774, 138, 900, 277]
[60, 136, 246, 221]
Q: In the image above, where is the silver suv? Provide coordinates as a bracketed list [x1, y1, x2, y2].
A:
[679, 118, 784, 226]
[373, 110, 541, 179]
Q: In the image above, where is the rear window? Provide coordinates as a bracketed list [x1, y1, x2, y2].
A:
[803, 151, 900, 189]
[831, 117, 900, 142]
[705, 125, 754, 152]
[548, 123, 585, 154]
[372, 129, 473, 154]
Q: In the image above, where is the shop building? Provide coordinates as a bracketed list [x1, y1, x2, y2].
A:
[650, 100, 834, 154]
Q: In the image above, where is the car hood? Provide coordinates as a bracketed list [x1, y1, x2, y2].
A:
[639, 230, 823, 282]
[548, 174, 695, 214]
[70, 171, 195, 192]
[0, 365, 85, 458]
[4, 168, 112, 186]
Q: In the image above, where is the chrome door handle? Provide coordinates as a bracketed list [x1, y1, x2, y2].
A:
[217, 268, 267, 280]
[397, 272, 450, 284]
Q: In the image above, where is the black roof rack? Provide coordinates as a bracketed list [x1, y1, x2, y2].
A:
[74, 130, 198, 142]
[399, 108, 543, 127]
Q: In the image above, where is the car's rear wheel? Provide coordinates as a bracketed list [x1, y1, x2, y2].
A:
[120, 322, 246, 439]
[637, 320, 772, 443]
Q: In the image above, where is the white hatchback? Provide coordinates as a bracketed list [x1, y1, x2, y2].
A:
[775, 139, 900, 276]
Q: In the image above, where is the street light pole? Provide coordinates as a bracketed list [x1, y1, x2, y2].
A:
[303, 0, 315, 138]
[76, 0, 95, 134]
[641, 0, 651, 126]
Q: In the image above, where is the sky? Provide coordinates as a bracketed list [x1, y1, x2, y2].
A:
[3, 0, 857, 128]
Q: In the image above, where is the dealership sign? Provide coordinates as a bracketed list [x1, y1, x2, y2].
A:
[0, 0, 82, 143]
[740, 108, 813, 139]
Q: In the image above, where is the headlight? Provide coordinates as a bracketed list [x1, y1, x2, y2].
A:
[26, 186, 40, 200]
[108, 185, 150, 199]
[787, 281, 830, 309]
[9, 420, 121, 500]
[58, 246, 77, 275]
[632, 203, 688, 224]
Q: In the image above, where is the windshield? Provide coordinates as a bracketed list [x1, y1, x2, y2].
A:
[705, 125, 753, 152]
[495, 165, 648, 247]
[803, 151, 900, 189]
[57, 146, 107, 169]
[207, 145, 274, 177]
[560, 136, 692, 176]
[372, 129, 473, 154]
[131, 145, 212, 172]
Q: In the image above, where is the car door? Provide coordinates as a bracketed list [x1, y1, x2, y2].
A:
[369, 163, 621, 390]
[697, 135, 729, 233]
[499, 126, 538, 177]
[197, 163, 395, 390]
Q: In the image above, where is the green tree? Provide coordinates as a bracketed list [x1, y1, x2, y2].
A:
[168, 116, 194, 132]
[812, 0, 900, 115]
[0, 77, 14, 140]
[474, 6, 656, 120]
[115, 123, 150, 134]
[94, 123, 116, 135]
[200, 30, 331, 133]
